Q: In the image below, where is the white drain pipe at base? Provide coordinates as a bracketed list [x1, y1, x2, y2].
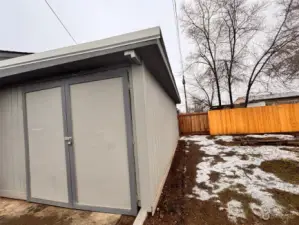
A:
[133, 208, 148, 225]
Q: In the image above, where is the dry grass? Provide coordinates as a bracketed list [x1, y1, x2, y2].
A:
[230, 184, 247, 192]
[209, 171, 221, 183]
[211, 155, 226, 165]
[260, 160, 299, 184]
[268, 189, 299, 212]
[218, 188, 261, 218]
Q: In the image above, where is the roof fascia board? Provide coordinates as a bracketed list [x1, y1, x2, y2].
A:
[0, 39, 157, 78]
[0, 27, 161, 71]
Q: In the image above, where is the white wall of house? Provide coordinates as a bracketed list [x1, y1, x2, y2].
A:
[144, 65, 179, 212]
[130, 63, 179, 213]
[0, 87, 26, 199]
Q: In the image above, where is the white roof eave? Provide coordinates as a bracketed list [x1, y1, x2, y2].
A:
[0, 26, 181, 103]
[0, 27, 161, 73]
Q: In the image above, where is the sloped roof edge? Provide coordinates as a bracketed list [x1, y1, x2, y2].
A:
[0, 27, 180, 103]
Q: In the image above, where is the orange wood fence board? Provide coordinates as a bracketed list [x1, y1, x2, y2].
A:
[208, 103, 299, 135]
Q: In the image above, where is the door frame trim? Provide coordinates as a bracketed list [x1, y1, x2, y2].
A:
[22, 68, 138, 215]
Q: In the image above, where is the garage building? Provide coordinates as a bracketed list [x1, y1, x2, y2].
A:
[0, 27, 180, 216]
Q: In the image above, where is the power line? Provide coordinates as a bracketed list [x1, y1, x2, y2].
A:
[44, 0, 77, 44]
[172, 0, 188, 112]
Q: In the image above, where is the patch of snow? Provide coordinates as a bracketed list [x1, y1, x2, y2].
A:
[246, 134, 295, 140]
[250, 203, 270, 220]
[291, 210, 299, 216]
[227, 200, 246, 222]
[219, 206, 225, 211]
[181, 135, 215, 146]
[183, 135, 299, 222]
[215, 135, 234, 142]
[193, 187, 217, 201]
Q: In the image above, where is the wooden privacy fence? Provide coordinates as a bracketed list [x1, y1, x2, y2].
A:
[178, 112, 209, 135]
[208, 103, 299, 135]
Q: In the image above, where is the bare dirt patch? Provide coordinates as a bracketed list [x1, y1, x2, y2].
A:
[280, 147, 299, 154]
[218, 188, 261, 220]
[268, 189, 299, 212]
[240, 154, 249, 160]
[0, 198, 120, 225]
[116, 216, 135, 225]
[122, 136, 299, 225]
[215, 140, 239, 146]
[209, 171, 221, 183]
[142, 140, 186, 225]
[260, 160, 299, 185]
[211, 155, 226, 165]
[0, 214, 73, 225]
[214, 134, 299, 147]
[142, 140, 235, 225]
[142, 138, 299, 225]
[222, 151, 236, 157]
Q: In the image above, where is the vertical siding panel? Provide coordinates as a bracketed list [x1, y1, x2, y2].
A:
[142, 66, 179, 212]
[0, 87, 26, 199]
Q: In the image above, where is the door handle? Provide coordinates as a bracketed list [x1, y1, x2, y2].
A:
[65, 137, 73, 145]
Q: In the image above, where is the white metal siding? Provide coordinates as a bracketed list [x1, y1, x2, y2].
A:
[130, 65, 150, 209]
[0, 87, 26, 199]
[143, 66, 179, 211]
[130, 64, 179, 212]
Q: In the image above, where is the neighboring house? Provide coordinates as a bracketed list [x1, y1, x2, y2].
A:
[235, 92, 299, 107]
[0, 27, 180, 216]
[0, 50, 31, 61]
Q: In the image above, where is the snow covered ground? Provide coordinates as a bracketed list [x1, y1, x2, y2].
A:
[246, 134, 296, 140]
[182, 135, 299, 223]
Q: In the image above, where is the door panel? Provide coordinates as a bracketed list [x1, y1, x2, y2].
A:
[69, 77, 131, 209]
[26, 87, 69, 203]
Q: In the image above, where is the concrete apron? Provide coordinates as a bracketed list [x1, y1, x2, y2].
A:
[0, 197, 121, 225]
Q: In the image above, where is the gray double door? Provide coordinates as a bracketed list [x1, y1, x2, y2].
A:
[23, 71, 137, 215]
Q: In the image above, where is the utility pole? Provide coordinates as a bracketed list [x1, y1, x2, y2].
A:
[172, 0, 188, 112]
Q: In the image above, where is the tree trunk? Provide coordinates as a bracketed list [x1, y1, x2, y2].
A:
[228, 80, 234, 108]
[244, 83, 252, 107]
[225, 61, 234, 108]
[215, 77, 222, 107]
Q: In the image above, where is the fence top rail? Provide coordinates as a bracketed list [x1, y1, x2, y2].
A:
[209, 102, 299, 113]
[179, 112, 208, 117]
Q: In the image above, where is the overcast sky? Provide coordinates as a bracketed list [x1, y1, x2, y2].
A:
[0, 0, 190, 109]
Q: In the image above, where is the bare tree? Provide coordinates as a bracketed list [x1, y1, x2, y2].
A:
[265, 2, 299, 88]
[267, 43, 299, 86]
[189, 96, 210, 112]
[181, 0, 224, 107]
[181, 0, 299, 108]
[219, 0, 265, 107]
[244, 0, 299, 107]
[181, 0, 265, 108]
[187, 68, 216, 110]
